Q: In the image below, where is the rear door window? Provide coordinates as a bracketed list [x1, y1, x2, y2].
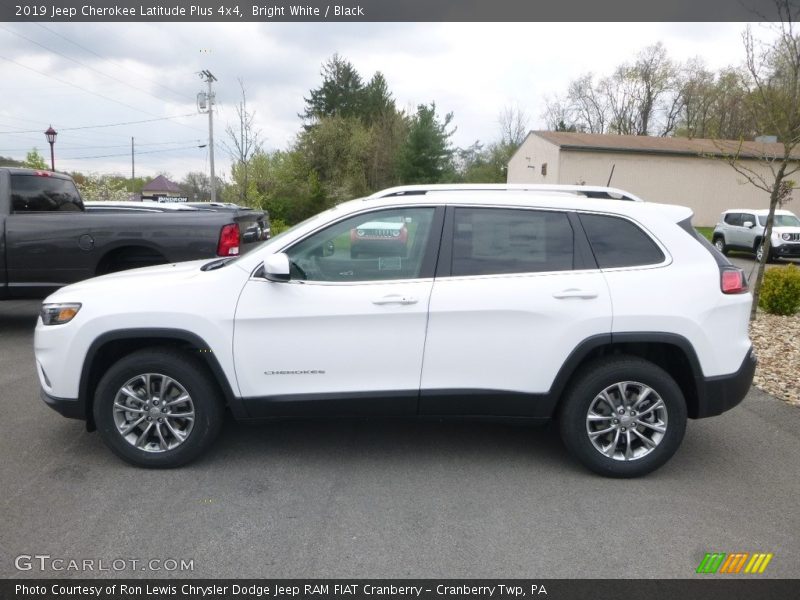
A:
[451, 207, 574, 276]
[579, 213, 665, 268]
[10, 174, 84, 212]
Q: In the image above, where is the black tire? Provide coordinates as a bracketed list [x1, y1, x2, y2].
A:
[712, 235, 728, 255]
[756, 244, 775, 264]
[93, 348, 224, 468]
[558, 356, 687, 478]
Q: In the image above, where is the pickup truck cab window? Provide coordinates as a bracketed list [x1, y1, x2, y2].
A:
[10, 174, 84, 212]
[285, 207, 436, 282]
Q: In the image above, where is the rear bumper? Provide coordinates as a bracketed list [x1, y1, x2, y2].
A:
[41, 388, 85, 420]
[694, 347, 756, 418]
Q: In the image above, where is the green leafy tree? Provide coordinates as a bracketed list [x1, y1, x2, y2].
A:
[75, 173, 129, 201]
[181, 171, 211, 201]
[23, 148, 48, 169]
[397, 103, 456, 184]
[302, 54, 365, 124]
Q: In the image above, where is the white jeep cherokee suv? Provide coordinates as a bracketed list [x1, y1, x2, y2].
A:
[34, 185, 756, 477]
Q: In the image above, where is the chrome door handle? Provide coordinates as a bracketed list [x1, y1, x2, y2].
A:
[372, 295, 418, 305]
[552, 289, 598, 299]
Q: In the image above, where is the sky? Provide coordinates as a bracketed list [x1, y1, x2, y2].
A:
[0, 21, 777, 183]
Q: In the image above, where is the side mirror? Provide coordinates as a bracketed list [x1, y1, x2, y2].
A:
[262, 253, 290, 282]
[743, 221, 754, 229]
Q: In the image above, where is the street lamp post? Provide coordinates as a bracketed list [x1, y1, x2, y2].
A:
[44, 125, 57, 171]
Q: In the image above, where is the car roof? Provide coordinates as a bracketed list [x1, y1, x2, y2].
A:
[368, 183, 645, 202]
[84, 201, 204, 211]
[345, 189, 693, 223]
[722, 208, 796, 216]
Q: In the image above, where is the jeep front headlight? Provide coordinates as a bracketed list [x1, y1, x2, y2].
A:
[40, 303, 82, 325]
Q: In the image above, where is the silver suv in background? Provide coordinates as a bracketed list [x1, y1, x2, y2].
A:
[712, 209, 800, 262]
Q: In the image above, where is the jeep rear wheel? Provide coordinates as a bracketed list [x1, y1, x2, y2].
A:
[713, 236, 728, 255]
[558, 357, 687, 478]
[93, 348, 223, 468]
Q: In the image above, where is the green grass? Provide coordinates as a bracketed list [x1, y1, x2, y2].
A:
[695, 227, 714, 242]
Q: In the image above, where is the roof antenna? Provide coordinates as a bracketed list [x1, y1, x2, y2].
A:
[606, 164, 616, 186]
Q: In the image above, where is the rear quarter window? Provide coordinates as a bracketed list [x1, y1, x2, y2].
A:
[579, 213, 665, 269]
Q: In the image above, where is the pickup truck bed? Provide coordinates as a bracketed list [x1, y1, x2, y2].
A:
[0, 168, 267, 299]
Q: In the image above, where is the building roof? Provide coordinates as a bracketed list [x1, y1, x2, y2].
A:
[142, 174, 182, 193]
[530, 131, 800, 160]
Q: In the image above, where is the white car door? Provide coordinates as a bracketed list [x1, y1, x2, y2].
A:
[233, 206, 443, 417]
[419, 206, 613, 417]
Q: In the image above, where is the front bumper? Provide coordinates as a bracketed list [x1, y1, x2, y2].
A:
[694, 347, 757, 418]
[773, 243, 800, 257]
[41, 388, 85, 420]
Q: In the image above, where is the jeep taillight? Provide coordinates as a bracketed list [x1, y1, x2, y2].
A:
[721, 267, 748, 294]
[217, 223, 240, 256]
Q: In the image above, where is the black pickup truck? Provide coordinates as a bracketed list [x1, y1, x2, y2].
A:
[0, 167, 268, 299]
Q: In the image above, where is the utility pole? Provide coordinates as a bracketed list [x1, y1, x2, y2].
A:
[130, 137, 135, 194]
[198, 70, 217, 202]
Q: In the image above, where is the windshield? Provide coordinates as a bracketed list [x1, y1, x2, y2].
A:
[758, 214, 800, 227]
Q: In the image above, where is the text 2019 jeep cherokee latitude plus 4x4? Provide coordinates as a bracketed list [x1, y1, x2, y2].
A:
[34, 185, 756, 477]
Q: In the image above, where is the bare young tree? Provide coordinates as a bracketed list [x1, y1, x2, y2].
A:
[722, 0, 800, 319]
[568, 74, 608, 133]
[224, 79, 262, 205]
[498, 105, 529, 147]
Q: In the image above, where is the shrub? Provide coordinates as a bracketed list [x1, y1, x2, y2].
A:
[759, 264, 800, 315]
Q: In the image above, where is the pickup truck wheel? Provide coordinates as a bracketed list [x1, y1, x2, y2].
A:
[713, 236, 728, 255]
[558, 357, 687, 478]
[93, 349, 223, 468]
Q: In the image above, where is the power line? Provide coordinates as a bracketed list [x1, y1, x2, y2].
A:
[0, 113, 198, 135]
[1, 25, 193, 111]
[67, 144, 207, 160]
[33, 23, 193, 103]
[0, 53, 166, 118]
[0, 139, 202, 152]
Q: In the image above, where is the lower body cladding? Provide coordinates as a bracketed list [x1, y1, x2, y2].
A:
[37, 343, 755, 475]
[40, 347, 756, 423]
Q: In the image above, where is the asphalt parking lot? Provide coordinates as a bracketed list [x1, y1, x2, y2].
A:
[1, 296, 798, 579]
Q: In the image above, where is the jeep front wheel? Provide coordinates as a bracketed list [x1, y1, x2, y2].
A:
[93, 348, 224, 468]
[558, 357, 687, 478]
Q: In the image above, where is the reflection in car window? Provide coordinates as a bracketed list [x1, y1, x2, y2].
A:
[759, 214, 800, 227]
[579, 213, 665, 268]
[451, 208, 574, 276]
[285, 207, 435, 282]
[10, 175, 84, 212]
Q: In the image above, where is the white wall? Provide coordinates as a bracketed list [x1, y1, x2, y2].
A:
[506, 134, 560, 184]
[507, 135, 800, 226]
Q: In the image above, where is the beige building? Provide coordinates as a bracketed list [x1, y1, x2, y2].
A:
[507, 131, 800, 226]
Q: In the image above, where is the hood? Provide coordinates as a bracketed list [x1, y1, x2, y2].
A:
[44, 259, 211, 302]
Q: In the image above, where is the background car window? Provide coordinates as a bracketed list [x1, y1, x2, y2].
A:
[760, 214, 800, 227]
[10, 175, 84, 212]
[742, 213, 756, 226]
[724, 213, 743, 226]
[579, 213, 665, 268]
[451, 208, 574, 276]
[285, 207, 435, 282]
